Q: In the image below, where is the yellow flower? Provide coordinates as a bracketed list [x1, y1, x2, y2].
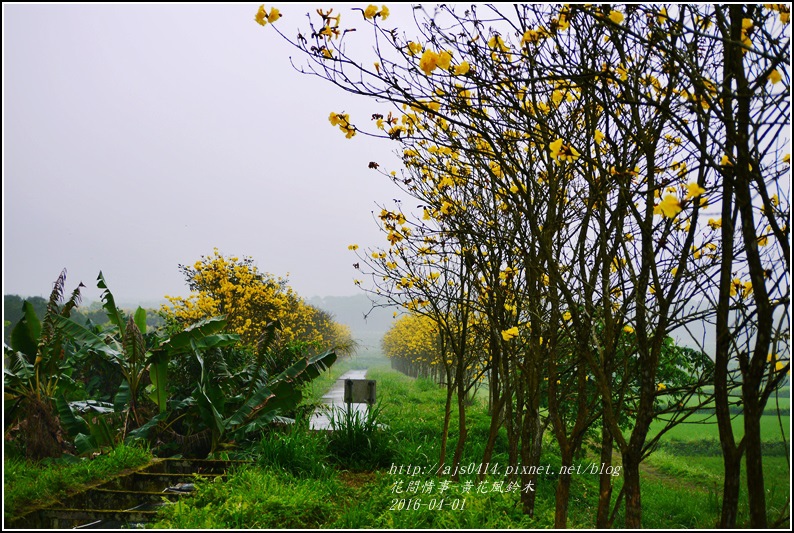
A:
[419, 49, 439, 75]
[437, 50, 453, 70]
[453, 62, 470, 76]
[329, 112, 344, 126]
[768, 69, 783, 84]
[623, 325, 634, 334]
[720, 154, 733, 166]
[549, 138, 580, 162]
[609, 10, 625, 24]
[684, 182, 707, 200]
[730, 278, 753, 298]
[783, 153, 791, 164]
[501, 326, 519, 341]
[255, 5, 268, 26]
[380, 5, 390, 20]
[594, 129, 605, 145]
[657, 383, 667, 391]
[743, 281, 753, 297]
[563, 311, 571, 321]
[348, 244, 359, 251]
[407, 41, 422, 56]
[654, 195, 682, 218]
[364, 4, 378, 19]
[255, 5, 281, 26]
[488, 34, 509, 52]
[440, 201, 455, 215]
[521, 28, 544, 46]
[708, 218, 722, 229]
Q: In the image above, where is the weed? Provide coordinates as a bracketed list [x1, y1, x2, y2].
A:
[250, 425, 331, 479]
[327, 401, 395, 469]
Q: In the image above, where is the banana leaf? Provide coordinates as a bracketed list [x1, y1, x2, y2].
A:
[55, 395, 90, 437]
[272, 349, 337, 385]
[50, 314, 120, 359]
[97, 271, 126, 336]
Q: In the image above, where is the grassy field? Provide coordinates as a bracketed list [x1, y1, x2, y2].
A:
[650, 411, 790, 443]
[153, 357, 791, 529]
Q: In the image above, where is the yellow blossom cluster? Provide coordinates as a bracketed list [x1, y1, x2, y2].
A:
[255, 5, 281, 26]
[419, 48, 453, 76]
[329, 112, 356, 138]
[364, 4, 389, 21]
[382, 313, 441, 368]
[162, 249, 350, 349]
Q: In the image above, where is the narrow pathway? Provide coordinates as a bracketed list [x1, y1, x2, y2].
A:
[309, 369, 368, 431]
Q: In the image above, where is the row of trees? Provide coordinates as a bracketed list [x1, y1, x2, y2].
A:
[260, 4, 789, 528]
[4, 251, 353, 460]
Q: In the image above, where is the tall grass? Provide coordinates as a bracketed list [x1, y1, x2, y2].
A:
[326, 401, 395, 469]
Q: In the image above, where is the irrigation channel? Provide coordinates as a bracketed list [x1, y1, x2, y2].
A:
[7, 458, 247, 529]
[8, 372, 372, 529]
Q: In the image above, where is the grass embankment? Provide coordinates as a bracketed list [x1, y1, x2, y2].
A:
[154, 359, 790, 528]
[3, 444, 151, 520]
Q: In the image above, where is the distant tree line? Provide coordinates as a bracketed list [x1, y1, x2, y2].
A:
[4, 294, 165, 345]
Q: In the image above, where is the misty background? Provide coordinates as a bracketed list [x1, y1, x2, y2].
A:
[2, 4, 415, 305]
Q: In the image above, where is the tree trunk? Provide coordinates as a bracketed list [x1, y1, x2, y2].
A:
[521, 387, 544, 516]
[555, 442, 574, 528]
[743, 392, 767, 528]
[450, 371, 468, 482]
[720, 447, 742, 528]
[438, 373, 454, 477]
[622, 450, 642, 529]
[596, 425, 614, 528]
[479, 396, 504, 481]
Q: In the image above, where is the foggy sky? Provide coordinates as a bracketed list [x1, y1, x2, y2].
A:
[3, 3, 415, 304]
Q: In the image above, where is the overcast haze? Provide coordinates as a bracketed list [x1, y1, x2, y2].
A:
[3, 3, 414, 304]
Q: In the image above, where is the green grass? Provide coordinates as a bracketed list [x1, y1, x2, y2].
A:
[649, 412, 790, 443]
[38, 364, 781, 529]
[640, 452, 791, 528]
[3, 444, 151, 520]
[154, 467, 346, 529]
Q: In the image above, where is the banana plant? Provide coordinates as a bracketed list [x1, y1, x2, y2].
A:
[52, 272, 239, 436]
[143, 320, 338, 455]
[3, 270, 84, 458]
